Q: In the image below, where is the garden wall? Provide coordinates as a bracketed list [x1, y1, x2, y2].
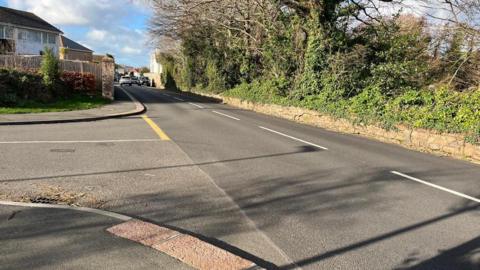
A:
[0, 55, 102, 90]
[0, 55, 114, 100]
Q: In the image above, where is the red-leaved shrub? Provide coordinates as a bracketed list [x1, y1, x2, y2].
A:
[61, 72, 97, 94]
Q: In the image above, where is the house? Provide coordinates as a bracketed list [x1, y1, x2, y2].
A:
[115, 64, 126, 75]
[145, 49, 164, 87]
[59, 36, 93, 62]
[150, 49, 163, 75]
[0, 6, 62, 56]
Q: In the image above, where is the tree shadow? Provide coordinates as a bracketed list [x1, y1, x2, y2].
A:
[276, 203, 479, 269]
[395, 235, 480, 270]
[0, 207, 190, 270]
[0, 145, 323, 183]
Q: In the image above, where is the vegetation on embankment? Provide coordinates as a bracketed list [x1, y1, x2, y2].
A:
[151, 1, 480, 144]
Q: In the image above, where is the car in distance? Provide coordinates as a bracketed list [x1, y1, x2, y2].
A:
[119, 76, 132, 86]
[131, 76, 141, 86]
[140, 76, 150, 86]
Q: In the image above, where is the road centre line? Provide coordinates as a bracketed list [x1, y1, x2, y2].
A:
[212, 110, 240, 121]
[0, 139, 161, 144]
[173, 97, 185, 101]
[391, 171, 480, 203]
[141, 115, 171, 141]
[189, 102, 205, 109]
[258, 126, 328, 150]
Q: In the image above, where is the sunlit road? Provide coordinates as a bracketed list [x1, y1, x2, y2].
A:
[1, 86, 479, 269]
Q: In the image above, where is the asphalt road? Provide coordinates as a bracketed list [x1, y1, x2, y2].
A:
[1, 85, 479, 269]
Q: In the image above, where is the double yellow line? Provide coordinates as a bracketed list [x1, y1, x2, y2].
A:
[142, 115, 171, 141]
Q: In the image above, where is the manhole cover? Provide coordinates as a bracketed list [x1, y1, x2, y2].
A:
[30, 197, 59, 204]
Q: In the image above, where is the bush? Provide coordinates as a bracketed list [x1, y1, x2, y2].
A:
[61, 72, 97, 93]
[39, 47, 60, 88]
[225, 77, 290, 104]
[0, 69, 48, 106]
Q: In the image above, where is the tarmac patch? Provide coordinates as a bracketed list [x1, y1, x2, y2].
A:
[15, 185, 104, 207]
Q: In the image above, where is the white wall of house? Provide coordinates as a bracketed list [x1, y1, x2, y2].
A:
[150, 50, 163, 74]
[0, 24, 59, 56]
[15, 28, 59, 55]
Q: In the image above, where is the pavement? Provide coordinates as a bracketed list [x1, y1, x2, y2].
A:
[0, 85, 479, 269]
[0, 204, 193, 270]
[0, 86, 145, 125]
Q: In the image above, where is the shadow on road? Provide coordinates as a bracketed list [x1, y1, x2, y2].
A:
[277, 204, 480, 269]
[0, 145, 324, 183]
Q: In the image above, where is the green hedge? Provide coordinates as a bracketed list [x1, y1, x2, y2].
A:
[223, 79, 480, 144]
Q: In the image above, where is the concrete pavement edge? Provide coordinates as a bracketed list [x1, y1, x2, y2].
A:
[0, 86, 146, 126]
[0, 200, 264, 270]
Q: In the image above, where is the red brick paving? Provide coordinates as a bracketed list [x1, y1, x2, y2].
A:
[107, 220, 257, 270]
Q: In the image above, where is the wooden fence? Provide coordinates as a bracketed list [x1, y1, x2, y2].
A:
[0, 55, 102, 89]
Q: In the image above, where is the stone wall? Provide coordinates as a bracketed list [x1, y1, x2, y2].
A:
[191, 91, 480, 164]
[101, 57, 115, 100]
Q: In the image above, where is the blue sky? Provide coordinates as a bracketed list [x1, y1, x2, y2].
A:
[0, 0, 152, 67]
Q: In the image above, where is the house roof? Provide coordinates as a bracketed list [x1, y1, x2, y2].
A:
[60, 36, 93, 52]
[0, 6, 63, 33]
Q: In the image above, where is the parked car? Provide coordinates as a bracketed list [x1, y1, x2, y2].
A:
[131, 76, 141, 86]
[139, 76, 150, 86]
[119, 76, 132, 86]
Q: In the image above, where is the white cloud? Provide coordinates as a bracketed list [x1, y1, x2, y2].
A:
[7, 0, 111, 25]
[121, 46, 142, 55]
[87, 29, 108, 41]
[6, 0, 152, 66]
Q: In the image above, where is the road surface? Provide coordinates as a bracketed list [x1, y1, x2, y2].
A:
[1, 85, 479, 269]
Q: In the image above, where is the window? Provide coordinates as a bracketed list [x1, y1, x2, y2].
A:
[0, 25, 14, 40]
[17, 29, 27, 40]
[42, 32, 56, 44]
[5, 26, 13, 39]
[27, 30, 41, 43]
[47, 33, 56, 44]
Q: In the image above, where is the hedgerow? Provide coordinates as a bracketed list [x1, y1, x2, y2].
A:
[156, 7, 480, 143]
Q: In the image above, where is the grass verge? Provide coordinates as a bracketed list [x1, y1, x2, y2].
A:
[0, 95, 110, 114]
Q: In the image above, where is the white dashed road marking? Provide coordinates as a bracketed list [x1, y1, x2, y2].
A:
[212, 111, 240, 121]
[391, 171, 480, 203]
[189, 102, 205, 109]
[259, 126, 328, 150]
[173, 97, 185, 101]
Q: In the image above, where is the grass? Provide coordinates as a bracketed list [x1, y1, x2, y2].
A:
[0, 94, 111, 114]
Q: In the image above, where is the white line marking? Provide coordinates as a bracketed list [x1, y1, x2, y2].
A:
[0, 139, 162, 144]
[173, 97, 185, 101]
[391, 171, 480, 203]
[188, 102, 204, 109]
[212, 111, 240, 121]
[259, 126, 328, 150]
[0, 200, 132, 221]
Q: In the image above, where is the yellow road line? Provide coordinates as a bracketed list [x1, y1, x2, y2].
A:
[142, 115, 171, 141]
